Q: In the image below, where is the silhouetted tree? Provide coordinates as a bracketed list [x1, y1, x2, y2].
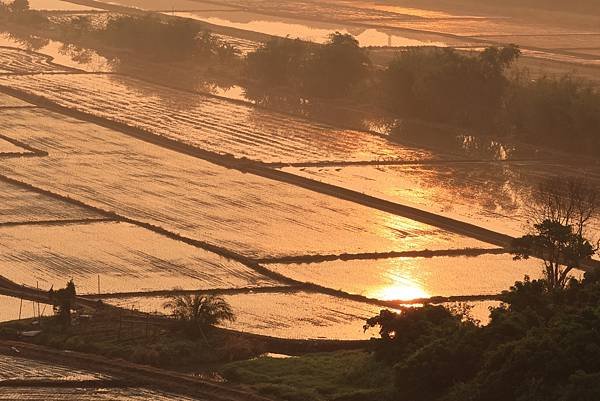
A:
[9, 0, 29, 13]
[511, 177, 599, 290]
[304, 32, 371, 97]
[163, 294, 235, 338]
[246, 37, 309, 87]
[382, 45, 519, 129]
[48, 280, 76, 327]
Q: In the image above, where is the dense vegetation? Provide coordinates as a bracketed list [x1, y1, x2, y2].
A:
[246, 33, 370, 98]
[381, 46, 520, 130]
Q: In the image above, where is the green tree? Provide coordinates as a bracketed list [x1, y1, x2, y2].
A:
[163, 294, 235, 337]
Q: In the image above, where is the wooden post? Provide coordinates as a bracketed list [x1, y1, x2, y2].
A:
[36, 281, 40, 318]
[18, 297, 23, 321]
[118, 310, 122, 340]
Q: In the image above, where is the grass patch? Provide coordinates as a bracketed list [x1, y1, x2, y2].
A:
[221, 350, 394, 401]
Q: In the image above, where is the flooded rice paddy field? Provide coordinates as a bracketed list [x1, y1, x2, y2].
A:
[0, 49, 592, 340]
[105, 291, 388, 340]
[266, 254, 579, 301]
[0, 387, 201, 400]
[22, 0, 103, 11]
[98, 0, 239, 11]
[0, 137, 28, 154]
[0, 108, 489, 258]
[475, 34, 600, 50]
[0, 91, 32, 107]
[0, 73, 439, 164]
[106, 292, 498, 339]
[0, 179, 102, 224]
[0, 295, 41, 322]
[283, 163, 600, 237]
[213, 33, 260, 54]
[0, 354, 111, 381]
[0, 34, 114, 73]
[171, 10, 464, 47]
[0, 47, 74, 74]
[0, 221, 279, 295]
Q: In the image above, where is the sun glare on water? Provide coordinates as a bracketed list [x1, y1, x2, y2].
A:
[373, 279, 429, 301]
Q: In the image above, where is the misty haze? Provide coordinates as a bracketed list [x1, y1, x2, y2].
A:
[0, 0, 598, 400]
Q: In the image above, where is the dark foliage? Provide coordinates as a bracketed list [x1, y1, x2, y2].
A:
[366, 269, 600, 401]
[99, 14, 235, 60]
[246, 32, 370, 98]
[48, 280, 76, 327]
[0, 0, 48, 26]
[381, 45, 520, 130]
[504, 74, 600, 154]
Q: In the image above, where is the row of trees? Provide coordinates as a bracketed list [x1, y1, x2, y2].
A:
[245, 35, 600, 156]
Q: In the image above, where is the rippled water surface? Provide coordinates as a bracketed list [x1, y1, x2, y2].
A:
[0, 108, 488, 258]
[267, 254, 581, 300]
[0, 221, 278, 295]
[0, 72, 438, 163]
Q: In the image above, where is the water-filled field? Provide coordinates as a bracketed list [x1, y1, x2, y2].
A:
[0, 73, 438, 163]
[172, 10, 458, 47]
[25, 0, 103, 11]
[0, 354, 110, 381]
[0, 221, 279, 295]
[0, 35, 114, 73]
[0, 91, 32, 107]
[0, 137, 28, 154]
[266, 254, 567, 300]
[0, 295, 41, 322]
[0, 47, 72, 74]
[283, 163, 600, 237]
[0, 179, 102, 224]
[0, 109, 489, 258]
[95, 0, 239, 11]
[105, 291, 389, 340]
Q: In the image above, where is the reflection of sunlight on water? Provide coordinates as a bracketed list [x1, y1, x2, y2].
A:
[375, 282, 429, 301]
[172, 12, 447, 47]
[368, 258, 429, 301]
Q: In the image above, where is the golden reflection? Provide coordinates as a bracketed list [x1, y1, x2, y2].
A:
[374, 280, 429, 301]
[369, 258, 429, 301]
